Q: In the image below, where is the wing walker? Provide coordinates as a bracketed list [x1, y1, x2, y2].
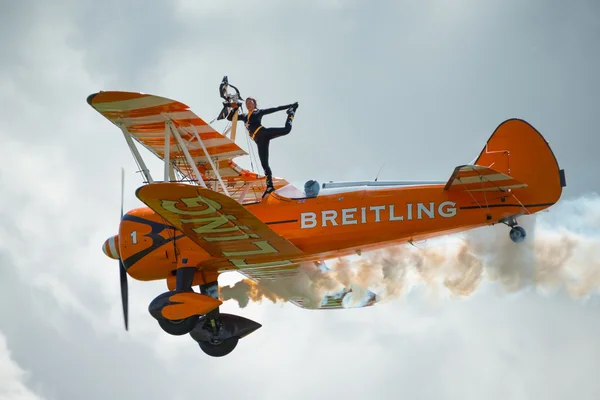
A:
[88, 77, 566, 357]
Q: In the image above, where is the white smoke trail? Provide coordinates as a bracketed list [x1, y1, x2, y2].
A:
[220, 194, 600, 307]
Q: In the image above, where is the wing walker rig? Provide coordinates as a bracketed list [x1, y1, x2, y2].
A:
[89, 77, 566, 357]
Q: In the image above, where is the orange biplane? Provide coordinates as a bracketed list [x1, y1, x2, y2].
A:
[88, 77, 566, 357]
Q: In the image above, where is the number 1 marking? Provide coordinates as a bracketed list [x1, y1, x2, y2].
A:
[130, 230, 137, 244]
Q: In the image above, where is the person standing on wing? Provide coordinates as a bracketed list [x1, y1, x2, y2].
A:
[228, 97, 299, 197]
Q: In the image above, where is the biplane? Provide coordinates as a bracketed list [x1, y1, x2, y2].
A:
[88, 77, 566, 357]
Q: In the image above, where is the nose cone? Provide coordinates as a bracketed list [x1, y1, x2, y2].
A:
[102, 235, 120, 260]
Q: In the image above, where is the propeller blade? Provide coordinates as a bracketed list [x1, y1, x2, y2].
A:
[120, 260, 129, 331]
[119, 167, 128, 331]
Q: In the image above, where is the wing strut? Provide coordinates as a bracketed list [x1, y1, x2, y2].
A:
[186, 123, 231, 197]
[118, 123, 154, 183]
[163, 122, 172, 181]
[166, 120, 208, 188]
[162, 116, 231, 197]
[237, 183, 251, 204]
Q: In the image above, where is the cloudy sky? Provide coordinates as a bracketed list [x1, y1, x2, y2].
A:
[1, 0, 599, 399]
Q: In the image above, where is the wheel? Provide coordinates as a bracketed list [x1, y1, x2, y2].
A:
[157, 316, 198, 336]
[509, 226, 526, 243]
[198, 337, 239, 357]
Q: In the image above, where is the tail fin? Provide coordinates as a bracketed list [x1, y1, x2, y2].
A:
[471, 118, 565, 210]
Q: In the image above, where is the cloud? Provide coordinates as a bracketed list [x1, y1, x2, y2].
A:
[0, 256, 194, 400]
[0, 0, 599, 399]
[0, 331, 45, 400]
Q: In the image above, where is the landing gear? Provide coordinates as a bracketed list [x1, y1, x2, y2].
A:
[188, 282, 261, 357]
[147, 269, 262, 357]
[148, 267, 206, 337]
[500, 215, 527, 243]
[148, 290, 201, 336]
[198, 337, 239, 357]
[509, 226, 526, 243]
[158, 316, 199, 336]
[189, 312, 261, 357]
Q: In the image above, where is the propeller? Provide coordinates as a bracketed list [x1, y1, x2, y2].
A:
[119, 167, 129, 330]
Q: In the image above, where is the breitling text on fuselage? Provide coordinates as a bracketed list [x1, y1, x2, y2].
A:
[300, 201, 457, 229]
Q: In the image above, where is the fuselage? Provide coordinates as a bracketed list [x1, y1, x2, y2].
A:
[113, 182, 540, 281]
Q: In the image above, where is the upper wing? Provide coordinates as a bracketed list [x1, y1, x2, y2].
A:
[444, 165, 527, 192]
[87, 91, 289, 203]
[87, 91, 246, 172]
[135, 182, 303, 269]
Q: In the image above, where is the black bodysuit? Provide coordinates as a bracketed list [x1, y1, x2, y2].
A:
[228, 104, 295, 181]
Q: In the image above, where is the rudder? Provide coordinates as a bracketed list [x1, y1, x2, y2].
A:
[474, 118, 565, 210]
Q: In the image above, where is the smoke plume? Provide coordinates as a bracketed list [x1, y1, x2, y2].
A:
[219, 194, 600, 308]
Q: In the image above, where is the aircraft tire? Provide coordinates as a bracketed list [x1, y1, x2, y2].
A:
[157, 316, 198, 336]
[198, 337, 239, 357]
[509, 226, 526, 243]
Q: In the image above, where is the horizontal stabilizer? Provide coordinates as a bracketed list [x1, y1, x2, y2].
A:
[444, 165, 527, 192]
[135, 183, 303, 268]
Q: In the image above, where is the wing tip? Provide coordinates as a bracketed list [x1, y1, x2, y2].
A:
[86, 92, 100, 106]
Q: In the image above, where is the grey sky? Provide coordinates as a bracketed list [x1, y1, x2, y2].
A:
[0, 0, 599, 399]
